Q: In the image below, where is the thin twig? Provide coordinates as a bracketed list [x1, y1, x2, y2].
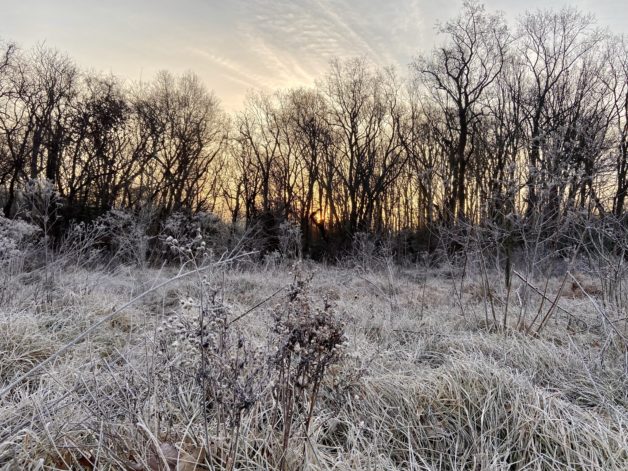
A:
[511, 269, 580, 327]
[228, 285, 288, 326]
[568, 272, 627, 342]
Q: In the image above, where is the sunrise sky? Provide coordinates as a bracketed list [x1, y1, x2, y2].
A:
[2, 0, 627, 110]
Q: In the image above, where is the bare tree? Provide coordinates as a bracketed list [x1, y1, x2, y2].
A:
[322, 58, 406, 235]
[0, 40, 18, 215]
[412, 0, 509, 223]
[133, 71, 227, 213]
[59, 74, 137, 214]
[24, 46, 77, 183]
[285, 88, 332, 252]
[604, 38, 628, 217]
[517, 8, 603, 223]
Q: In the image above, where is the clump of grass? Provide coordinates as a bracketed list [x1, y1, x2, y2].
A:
[0, 317, 58, 386]
[331, 358, 627, 470]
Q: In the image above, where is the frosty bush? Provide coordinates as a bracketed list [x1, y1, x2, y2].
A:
[19, 178, 62, 231]
[278, 220, 302, 260]
[56, 220, 110, 269]
[159, 211, 230, 263]
[263, 249, 281, 270]
[349, 231, 394, 272]
[0, 215, 40, 305]
[94, 207, 156, 266]
[0, 215, 40, 260]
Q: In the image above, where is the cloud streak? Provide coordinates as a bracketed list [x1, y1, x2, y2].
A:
[1, 0, 626, 110]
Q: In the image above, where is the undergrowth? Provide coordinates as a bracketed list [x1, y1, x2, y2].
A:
[0, 225, 626, 470]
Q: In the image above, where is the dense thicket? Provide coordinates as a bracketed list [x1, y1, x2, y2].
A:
[1, 2, 627, 258]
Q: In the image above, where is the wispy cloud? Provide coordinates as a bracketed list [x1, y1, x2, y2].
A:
[187, 48, 271, 90]
[3, 0, 626, 110]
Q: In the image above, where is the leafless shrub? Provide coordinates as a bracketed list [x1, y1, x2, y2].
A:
[0, 215, 39, 304]
[148, 262, 347, 470]
[277, 220, 302, 261]
[263, 249, 282, 271]
[269, 267, 346, 469]
[94, 206, 157, 267]
[159, 211, 230, 263]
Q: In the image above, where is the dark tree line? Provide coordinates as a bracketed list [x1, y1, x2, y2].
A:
[1, 2, 627, 257]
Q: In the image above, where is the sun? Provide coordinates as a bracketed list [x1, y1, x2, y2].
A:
[313, 209, 326, 224]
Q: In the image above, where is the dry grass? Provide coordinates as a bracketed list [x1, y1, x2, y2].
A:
[0, 258, 626, 470]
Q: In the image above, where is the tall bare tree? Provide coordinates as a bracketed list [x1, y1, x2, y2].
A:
[134, 71, 227, 213]
[517, 8, 603, 223]
[412, 0, 509, 223]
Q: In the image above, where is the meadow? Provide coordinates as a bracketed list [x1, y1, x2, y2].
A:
[0, 218, 626, 470]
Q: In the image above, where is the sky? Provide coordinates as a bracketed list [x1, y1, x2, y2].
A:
[1, 0, 627, 110]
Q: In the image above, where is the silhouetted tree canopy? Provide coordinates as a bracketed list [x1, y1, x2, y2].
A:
[1, 3, 627, 258]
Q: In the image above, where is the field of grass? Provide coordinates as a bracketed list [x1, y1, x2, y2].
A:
[0, 255, 627, 470]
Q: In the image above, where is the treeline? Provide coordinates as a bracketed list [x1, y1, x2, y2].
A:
[1, 2, 627, 258]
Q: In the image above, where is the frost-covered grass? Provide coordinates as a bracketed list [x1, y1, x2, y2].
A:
[0, 257, 626, 470]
